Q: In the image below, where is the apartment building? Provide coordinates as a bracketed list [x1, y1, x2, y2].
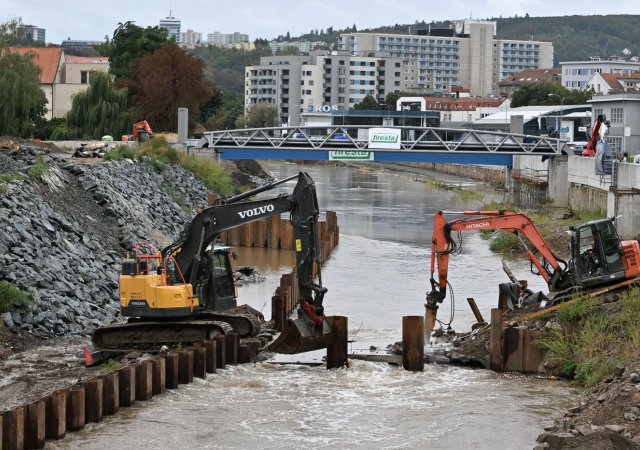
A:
[561, 57, 640, 90]
[339, 20, 553, 97]
[207, 32, 249, 46]
[245, 51, 406, 126]
[268, 41, 326, 55]
[159, 13, 181, 41]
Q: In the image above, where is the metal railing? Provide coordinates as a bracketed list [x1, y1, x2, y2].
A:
[196, 125, 566, 156]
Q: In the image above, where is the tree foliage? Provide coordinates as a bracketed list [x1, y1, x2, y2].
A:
[0, 51, 47, 137]
[103, 21, 170, 80]
[353, 94, 381, 110]
[245, 104, 279, 128]
[128, 44, 214, 131]
[510, 80, 593, 107]
[51, 71, 131, 139]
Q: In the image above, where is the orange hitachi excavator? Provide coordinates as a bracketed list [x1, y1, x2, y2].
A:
[132, 120, 153, 142]
[425, 210, 640, 333]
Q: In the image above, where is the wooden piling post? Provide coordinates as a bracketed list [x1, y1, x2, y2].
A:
[225, 332, 238, 365]
[272, 295, 285, 331]
[118, 366, 136, 407]
[165, 353, 179, 389]
[490, 308, 503, 372]
[45, 389, 66, 440]
[202, 340, 217, 374]
[136, 361, 153, 401]
[326, 316, 349, 369]
[66, 385, 85, 432]
[25, 400, 45, 450]
[152, 357, 166, 396]
[84, 378, 104, 423]
[2, 406, 25, 450]
[178, 350, 194, 384]
[102, 371, 119, 416]
[238, 344, 251, 364]
[213, 336, 226, 369]
[466, 297, 486, 324]
[193, 346, 207, 379]
[402, 316, 425, 371]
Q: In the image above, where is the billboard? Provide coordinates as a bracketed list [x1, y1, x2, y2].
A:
[368, 128, 401, 149]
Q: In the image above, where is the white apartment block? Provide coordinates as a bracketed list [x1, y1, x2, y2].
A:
[180, 29, 203, 48]
[339, 20, 553, 97]
[245, 51, 407, 126]
[269, 41, 326, 55]
[560, 57, 640, 90]
[207, 32, 249, 46]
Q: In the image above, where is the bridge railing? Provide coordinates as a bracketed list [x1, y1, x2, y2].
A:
[196, 125, 567, 155]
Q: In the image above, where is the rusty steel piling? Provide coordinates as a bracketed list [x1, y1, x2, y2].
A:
[326, 316, 349, 369]
[402, 316, 425, 372]
[25, 400, 46, 450]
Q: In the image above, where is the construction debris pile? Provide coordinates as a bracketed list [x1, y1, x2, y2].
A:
[0, 144, 208, 337]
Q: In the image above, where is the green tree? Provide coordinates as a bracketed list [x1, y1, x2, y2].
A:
[0, 17, 22, 47]
[103, 21, 170, 80]
[245, 104, 279, 128]
[129, 44, 214, 131]
[0, 51, 47, 137]
[510, 81, 593, 107]
[353, 94, 380, 110]
[51, 71, 131, 139]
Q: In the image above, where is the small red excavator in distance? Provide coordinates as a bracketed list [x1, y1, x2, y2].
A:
[132, 120, 153, 142]
[425, 210, 640, 335]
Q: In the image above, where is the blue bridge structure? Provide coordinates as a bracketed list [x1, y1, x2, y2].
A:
[193, 125, 567, 167]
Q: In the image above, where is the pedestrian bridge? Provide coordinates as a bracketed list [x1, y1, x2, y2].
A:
[193, 125, 567, 166]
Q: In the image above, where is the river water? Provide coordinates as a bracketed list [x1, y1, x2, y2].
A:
[50, 163, 576, 449]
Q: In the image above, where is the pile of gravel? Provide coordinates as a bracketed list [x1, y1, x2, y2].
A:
[0, 146, 208, 336]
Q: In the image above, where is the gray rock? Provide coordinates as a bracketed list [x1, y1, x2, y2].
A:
[2, 312, 14, 327]
[629, 372, 640, 383]
[604, 424, 626, 433]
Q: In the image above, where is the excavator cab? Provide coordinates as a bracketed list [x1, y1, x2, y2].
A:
[571, 219, 628, 288]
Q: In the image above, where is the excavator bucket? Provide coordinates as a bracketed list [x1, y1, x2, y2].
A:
[269, 317, 333, 354]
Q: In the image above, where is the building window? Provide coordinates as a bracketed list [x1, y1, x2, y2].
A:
[610, 107, 623, 124]
[608, 136, 622, 152]
[81, 71, 89, 84]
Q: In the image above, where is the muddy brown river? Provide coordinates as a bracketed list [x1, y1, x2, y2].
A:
[48, 163, 577, 449]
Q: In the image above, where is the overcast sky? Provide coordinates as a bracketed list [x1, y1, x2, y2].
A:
[3, 0, 639, 44]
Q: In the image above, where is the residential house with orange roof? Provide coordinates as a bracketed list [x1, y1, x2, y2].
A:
[584, 72, 640, 95]
[5, 47, 110, 119]
[497, 68, 561, 98]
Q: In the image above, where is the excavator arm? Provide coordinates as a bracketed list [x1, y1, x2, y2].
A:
[425, 210, 570, 334]
[160, 172, 331, 353]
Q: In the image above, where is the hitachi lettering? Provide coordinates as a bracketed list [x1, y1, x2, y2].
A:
[465, 222, 490, 229]
[238, 204, 275, 219]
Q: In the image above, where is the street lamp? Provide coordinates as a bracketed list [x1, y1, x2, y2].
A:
[548, 93, 565, 138]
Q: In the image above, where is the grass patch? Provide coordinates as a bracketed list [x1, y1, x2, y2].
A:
[179, 154, 235, 196]
[167, 187, 190, 213]
[27, 156, 48, 179]
[0, 281, 32, 314]
[104, 144, 136, 161]
[537, 287, 640, 387]
[101, 358, 120, 373]
[452, 190, 484, 202]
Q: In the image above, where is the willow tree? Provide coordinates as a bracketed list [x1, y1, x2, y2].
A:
[51, 71, 131, 139]
[0, 51, 47, 137]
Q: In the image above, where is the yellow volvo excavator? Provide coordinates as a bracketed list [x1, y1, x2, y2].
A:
[92, 172, 332, 354]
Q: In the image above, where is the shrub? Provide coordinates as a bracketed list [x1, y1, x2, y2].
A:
[27, 156, 48, 179]
[0, 281, 32, 313]
[179, 154, 235, 196]
[104, 145, 136, 161]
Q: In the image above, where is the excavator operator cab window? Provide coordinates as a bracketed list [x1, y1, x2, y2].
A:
[576, 225, 601, 277]
[211, 250, 235, 299]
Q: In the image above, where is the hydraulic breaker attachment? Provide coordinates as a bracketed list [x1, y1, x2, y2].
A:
[269, 308, 333, 354]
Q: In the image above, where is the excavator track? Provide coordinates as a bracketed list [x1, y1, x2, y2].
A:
[92, 320, 234, 352]
[92, 307, 263, 352]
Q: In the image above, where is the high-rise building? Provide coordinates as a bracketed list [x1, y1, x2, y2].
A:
[245, 51, 407, 126]
[207, 32, 249, 46]
[339, 20, 553, 97]
[159, 11, 181, 42]
[20, 25, 45, 43]
[179, 29, 202, 48]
